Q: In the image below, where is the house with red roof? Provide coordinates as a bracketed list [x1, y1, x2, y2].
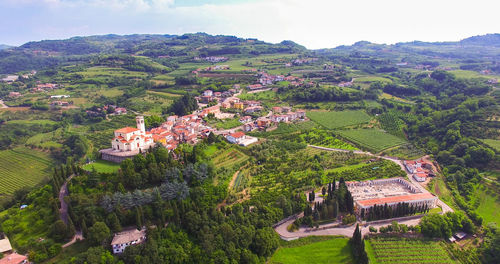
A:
[0, 253, 27, 264]
[226, 132, 246, 144]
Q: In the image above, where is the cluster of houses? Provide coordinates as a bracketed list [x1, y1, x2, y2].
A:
[193, 65, 230, 74]
[32, 83, 58, 93]
[258, 72, 284, 86]
[284, 58, 318, 66]
[86, 105, 127, 117]
[101, 107, 220, 162]
[220, 96, 263, 114]
[198, 89, 238, 104]
[246, 73, 312, 90]
[240, 106, 306, 132]
[194, 56, 228, 63]
[404, 160, 435, 182]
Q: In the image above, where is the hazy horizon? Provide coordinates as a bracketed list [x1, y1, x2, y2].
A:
[1, 0, 500, 49]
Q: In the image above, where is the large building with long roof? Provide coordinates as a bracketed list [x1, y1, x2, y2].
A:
[346, 177, 437, 216]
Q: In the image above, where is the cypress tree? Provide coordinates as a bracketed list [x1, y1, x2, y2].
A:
[67, 216, 76, 239]
[81, 219, 88, 238]
[135, 206, 143, 230]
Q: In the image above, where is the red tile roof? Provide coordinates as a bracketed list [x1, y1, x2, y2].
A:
[230, 132, 245, 138]
[115, 127, 140, 133]
[0, 253, 27, 264]
[357, 192, 435, 207]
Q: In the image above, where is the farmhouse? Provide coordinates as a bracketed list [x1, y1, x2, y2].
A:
[0, 253, 28, 264]
[346, 177, 437, 216]
[8, 92, 21, 98]
[226, 132, 246, 144]
[111, 228, 146, 254]
[226, 131, 258, 146]
[1, 75, 18, 82]
[0, 235, 12, 255]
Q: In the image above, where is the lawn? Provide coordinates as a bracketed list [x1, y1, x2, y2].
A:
[307, 110, 372, 129]
[238, 90, 278, 101]
[82, 160, 121, 173]
[213, 118, 242, 130]
[481, 139, 500, 151]
[269, 236, 354, 264]
[336, 129, 407, 153]
[366, 237, 456, 264]
[0, 147, 54, 196]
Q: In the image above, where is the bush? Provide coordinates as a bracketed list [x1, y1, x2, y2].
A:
[369, 226, 377, 233]
[342, 214, 356, 225]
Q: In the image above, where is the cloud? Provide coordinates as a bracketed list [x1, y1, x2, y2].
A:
[0, 0, 499, 48]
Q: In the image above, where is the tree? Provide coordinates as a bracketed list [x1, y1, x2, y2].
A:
[251, 227, 279, 257]
[107, 213, 122, 233]
[51, 220, 68, 242]
[88, 222, 111, 246]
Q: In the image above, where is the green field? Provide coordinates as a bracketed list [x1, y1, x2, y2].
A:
[471, 184, 500, 226]
[82, 160, 120, 173]
[336, 129, 407, 153]
[307, 110, 372, 129]
[481, 139, 500, 151]
[0, 147, 53, 196]
[269, 236, 354, 264]
[366, 237, 456, 264]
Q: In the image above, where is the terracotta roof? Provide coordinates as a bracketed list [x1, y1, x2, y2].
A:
[357, 192, 436, 207]
[111, 228, 146, 245]
[0, 253, 27, 264]
[230, 132, 245, 138]
[115, 127, 140, 134]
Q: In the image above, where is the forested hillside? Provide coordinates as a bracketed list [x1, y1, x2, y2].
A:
[0, 33, 498, 264]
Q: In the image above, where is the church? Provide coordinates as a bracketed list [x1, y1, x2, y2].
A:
[100, 116, 155, 163]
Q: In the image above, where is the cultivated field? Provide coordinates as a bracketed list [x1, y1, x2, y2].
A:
[365, 237, 456, 264]
[307, 110, 372, 129]
[212, 148, 250, 169]
[0, 147, 53, 195]
[336, 129, 407, 153]
[269, 236, 354, 264]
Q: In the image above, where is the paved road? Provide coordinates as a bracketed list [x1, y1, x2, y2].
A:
[274, 145, 455, 239]
[59, 174, 74, 225]
[0, 100, 8, 108]
[59, 174, 86, 245]
[275, 213, 424, 239]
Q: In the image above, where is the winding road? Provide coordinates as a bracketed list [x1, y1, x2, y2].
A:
[59, 174, 84, 247]
[273, 145, 454, 239]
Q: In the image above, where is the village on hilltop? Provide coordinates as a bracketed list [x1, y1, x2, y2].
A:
[100, 87, 307, 163]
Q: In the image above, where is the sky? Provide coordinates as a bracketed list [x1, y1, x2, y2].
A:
[0, 0, 499, 49]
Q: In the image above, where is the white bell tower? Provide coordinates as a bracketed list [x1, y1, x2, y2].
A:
[136, 116, 145, 133]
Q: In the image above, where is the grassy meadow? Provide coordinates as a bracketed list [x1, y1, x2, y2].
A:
[82, 160, 121, 173]
[269, 236, 354, 264]
[481, 139, 500, 151]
